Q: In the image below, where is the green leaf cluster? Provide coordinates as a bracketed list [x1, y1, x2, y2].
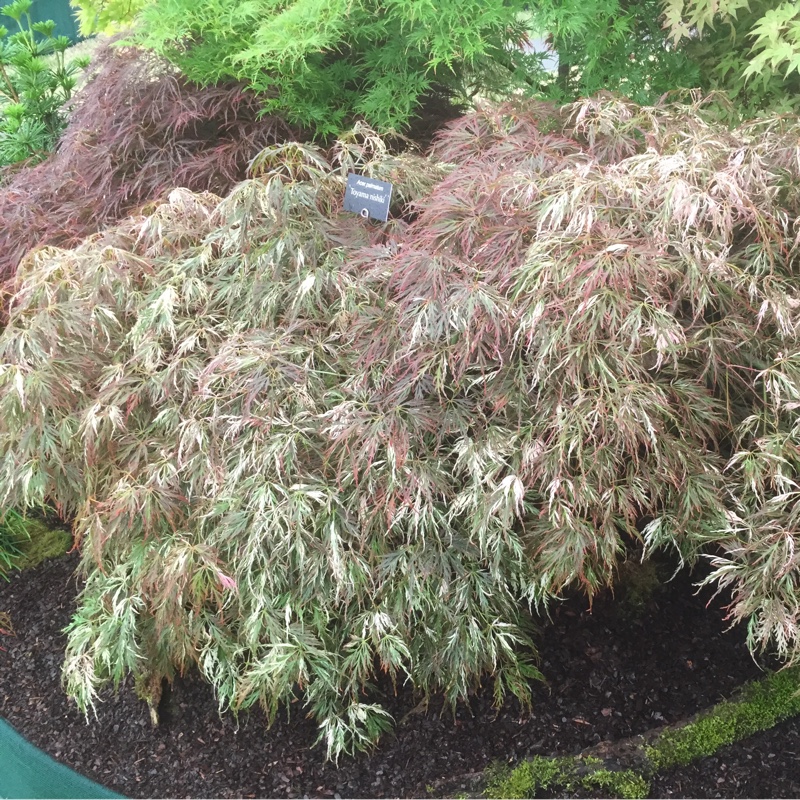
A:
[0, 0, 89, 168]
[646, 666, 800, 770]
[745, 1, 800, 78]
[529, 0, 701, 103]
[133, 0, 545, 135]
[0, 508, 68, 576]
[69, 0, 150, 36]
[0, 508, 26, 576]
[129, 0, 744, 137]
[486, 757, 649, 799]
[662, 0, 800, 118]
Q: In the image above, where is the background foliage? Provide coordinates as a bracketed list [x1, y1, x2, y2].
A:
[2, 97, 800, 757]
[662, 0, 800, 117]
[0, 0, 87, 167]
[69, 0, 148, 35]
[134, 0, 545, 135]
[527, 0, 800, 116]
[526, 0, 700, 103]
[125, 0, 800, 135]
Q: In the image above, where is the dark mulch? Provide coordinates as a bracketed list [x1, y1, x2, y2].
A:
[0, 552, 797, 799]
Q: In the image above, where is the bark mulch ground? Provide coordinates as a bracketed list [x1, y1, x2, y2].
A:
[0, 552, 797, 799]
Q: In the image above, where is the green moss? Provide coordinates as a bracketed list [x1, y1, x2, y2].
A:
[10, 517, 71, 570]
[646, 666, 800, 770]
[486, 757, 649, 799]
[581, 769, 650, 799]
[485, 756, 574, 798]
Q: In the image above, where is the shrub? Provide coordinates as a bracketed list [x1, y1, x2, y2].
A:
[416, 97, 800, 655]
[130, 0, 800, 136]
[135, 0, 543, 136]
[407, 96, 800, 661]
[0, 0, 88, 167]
[2, 96, 800, 757]
[0, 130, 471, 758]
[0, 42, 291, 288]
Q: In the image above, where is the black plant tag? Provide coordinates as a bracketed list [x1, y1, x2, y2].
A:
[343, 173, 393, 222]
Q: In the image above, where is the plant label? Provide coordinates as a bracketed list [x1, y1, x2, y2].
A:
[344, 173, 393, 222]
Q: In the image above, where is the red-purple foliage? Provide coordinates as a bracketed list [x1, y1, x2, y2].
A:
[0, 43, 292, 287]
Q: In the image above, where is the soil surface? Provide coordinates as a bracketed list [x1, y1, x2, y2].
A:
[0, 552, 797, 799]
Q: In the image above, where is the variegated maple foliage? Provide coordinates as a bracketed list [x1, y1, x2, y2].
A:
[1, 98, 800, 757]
